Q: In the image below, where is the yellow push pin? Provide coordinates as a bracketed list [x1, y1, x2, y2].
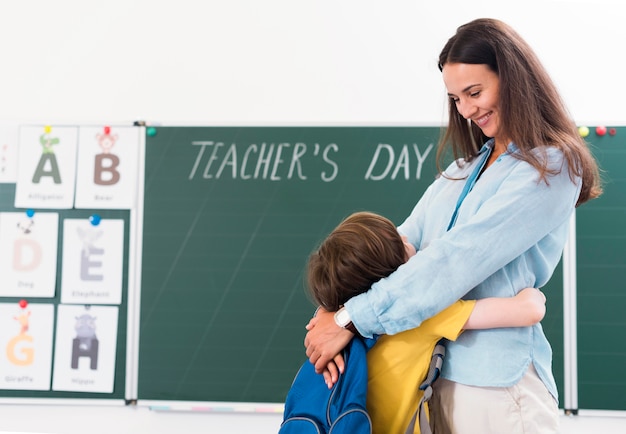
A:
[578, 126, 589, 138]
[44, 125, 52, 134]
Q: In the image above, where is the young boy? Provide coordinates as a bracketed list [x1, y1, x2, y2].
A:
[304, 211, 546, 434]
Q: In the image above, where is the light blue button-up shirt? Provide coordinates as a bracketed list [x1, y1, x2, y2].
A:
[345, 139, 582, 401]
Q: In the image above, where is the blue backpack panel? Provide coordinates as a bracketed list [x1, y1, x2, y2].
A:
[279, 337, 376, 434]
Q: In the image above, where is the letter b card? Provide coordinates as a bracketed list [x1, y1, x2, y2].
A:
[74, 126, 140, 209]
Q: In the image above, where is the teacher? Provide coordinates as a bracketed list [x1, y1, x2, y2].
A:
[304, 18, 601, 433]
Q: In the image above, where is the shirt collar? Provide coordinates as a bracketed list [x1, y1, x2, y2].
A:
[479, 139, 518, 155]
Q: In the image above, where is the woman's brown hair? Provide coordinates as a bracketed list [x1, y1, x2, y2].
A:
[437, 18, 601, 206]
[307, 212, 406, 311]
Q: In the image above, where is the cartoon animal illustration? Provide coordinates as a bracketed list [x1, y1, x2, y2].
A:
[93, 127, 121, 185]
[95, 130, 118, 154]
[7, 304, 34, 366]
[16, 218, 34, 234]
[77, 226, 103, 257]
[39, 131, 60, 154]
[32, 130, 62, 184]
[71, 311, 99, 370]
[13, 309, 31, 334]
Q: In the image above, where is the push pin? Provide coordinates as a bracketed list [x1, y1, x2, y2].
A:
[89, 214, 101, 226]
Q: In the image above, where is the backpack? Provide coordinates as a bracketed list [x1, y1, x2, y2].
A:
[278, 336, 376, 434]
[279, 338, 445, 434]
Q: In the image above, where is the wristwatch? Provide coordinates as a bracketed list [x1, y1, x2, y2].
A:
[334, 307, 360, 336]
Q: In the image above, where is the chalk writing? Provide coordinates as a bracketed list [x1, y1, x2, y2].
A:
[188, 141, 434, 182]
[189, 141, 339, 181]
[365, 143, 434, 180]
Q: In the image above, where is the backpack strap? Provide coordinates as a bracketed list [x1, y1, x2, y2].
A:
[404, 342, 446, 434]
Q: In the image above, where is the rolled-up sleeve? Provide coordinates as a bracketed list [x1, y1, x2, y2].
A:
[346, 147, 581, 337]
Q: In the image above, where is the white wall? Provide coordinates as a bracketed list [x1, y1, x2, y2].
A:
[1, 1, 625, 433]
[1, 0, 624, 126]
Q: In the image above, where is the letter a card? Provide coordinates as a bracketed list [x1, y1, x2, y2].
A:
[74, 125, 141, 209]
[0, 212, 59, 297]
[14, 125, 78, 209]
[60, 218, 124, 305]
[52, 304, 118, 393]
[0, 302, 54, 390]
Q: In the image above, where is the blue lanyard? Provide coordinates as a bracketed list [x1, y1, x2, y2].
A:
[446, 145, 492, 231]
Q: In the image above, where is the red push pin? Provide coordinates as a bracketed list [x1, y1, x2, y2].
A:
[104, 125, 111, 135]
[19, 299, 28, 308]
[609, 128, 617, 136]
[596, 126, 607, 136]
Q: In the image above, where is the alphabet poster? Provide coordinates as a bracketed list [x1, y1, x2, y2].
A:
[14, 125, 78, 209]
[0, 124, 18, 183]
[74, 126, 141, 209]
[0, 302, 54, 390]
[52, 304, 118, 393]
[0, 212, 59, 297]
[60, 218, 124, 305]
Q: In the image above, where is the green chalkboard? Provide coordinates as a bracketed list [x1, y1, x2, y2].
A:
[541, 262, 565, 406]
[0, 183, 130, 401]
[137, 126, 571, 405]
[575, 126, 626, 411]
[138, 126, 442, 403]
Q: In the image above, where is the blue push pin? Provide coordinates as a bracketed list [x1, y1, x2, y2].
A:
[89, 214, 101, 226]
[26, 209, 35, 218]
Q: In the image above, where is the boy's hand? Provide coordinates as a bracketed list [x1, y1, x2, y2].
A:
[516, 287, 546, 323]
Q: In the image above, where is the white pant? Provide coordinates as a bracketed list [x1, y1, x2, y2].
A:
[430, 364, 560, 434]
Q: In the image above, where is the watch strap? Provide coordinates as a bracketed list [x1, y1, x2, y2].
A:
[335, 306, 361, 337]
[344, 320, 360, 337]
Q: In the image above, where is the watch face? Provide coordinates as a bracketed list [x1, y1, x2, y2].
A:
[335, 309, 351, 327]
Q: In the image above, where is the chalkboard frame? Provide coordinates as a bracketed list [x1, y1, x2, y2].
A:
[134, 125, 575, 410]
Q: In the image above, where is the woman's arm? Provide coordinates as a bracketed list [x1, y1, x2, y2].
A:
[464, 287, 546, 329]
[309, 287, 546, 382]
[307, 151, 578, 370]
[343, 153, 577, 339]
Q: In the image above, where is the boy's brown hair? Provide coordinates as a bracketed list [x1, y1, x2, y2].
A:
[307, 211, 406, 311]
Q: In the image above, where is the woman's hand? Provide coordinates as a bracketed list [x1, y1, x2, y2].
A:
[304, 309, 354, 373]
